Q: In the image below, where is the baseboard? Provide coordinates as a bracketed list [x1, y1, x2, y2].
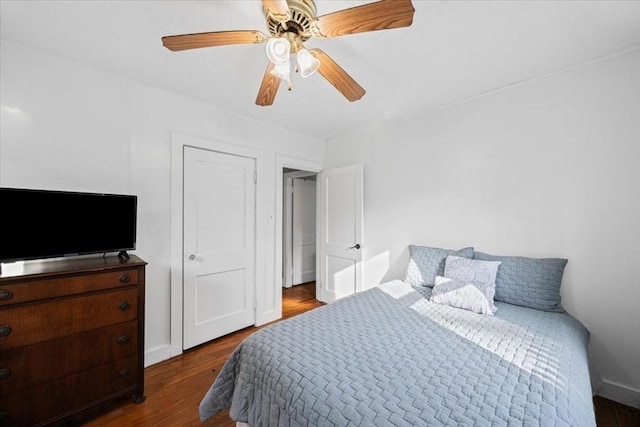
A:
[144, 344, 173, 367]
[598, 380, 640, 409]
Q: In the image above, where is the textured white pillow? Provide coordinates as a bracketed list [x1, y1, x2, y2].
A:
[444, 255, 501, 286]
[431, 276, 497, 315]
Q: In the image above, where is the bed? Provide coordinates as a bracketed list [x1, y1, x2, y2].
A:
[199, 247, 596, 427]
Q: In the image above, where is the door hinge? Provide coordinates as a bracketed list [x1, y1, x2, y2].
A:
[253, 171, 257, 183]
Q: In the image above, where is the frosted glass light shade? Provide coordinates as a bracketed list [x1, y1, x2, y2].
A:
[296, 48, 320, 78]
[270, 62, 291, 82]
[266, 37, 291, 65]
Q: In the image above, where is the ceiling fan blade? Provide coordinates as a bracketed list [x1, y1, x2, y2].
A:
[310, 49, 365, 102]
[262, 0, 290, 22]
[312, 0, 415, 38]
[162, 30, 267, 51]
[256, 62, 281, 106]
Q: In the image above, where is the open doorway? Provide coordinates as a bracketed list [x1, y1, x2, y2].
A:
[275, 159, 363, 313]
[282, 168, 317, 300]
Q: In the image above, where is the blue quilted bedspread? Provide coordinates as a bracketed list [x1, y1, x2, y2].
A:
[199, 280, 595, 426]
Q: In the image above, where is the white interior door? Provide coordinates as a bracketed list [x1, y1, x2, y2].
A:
[318, 164, 364, 303]
[292, 178, 316, 285]
[183, 146, 256, 350]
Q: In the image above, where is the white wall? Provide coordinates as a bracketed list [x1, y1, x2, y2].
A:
[325, 49, 640, 407]
[0, 40, 325, 366]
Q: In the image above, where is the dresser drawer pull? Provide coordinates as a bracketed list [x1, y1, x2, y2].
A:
[0, 290, 12, 301]
[118, 335, 131, 345]
[0, 368, 10, 381]
[119, 301, 131, 311]
[119, 274, 130, 283]
[0, 325, 11, 337]
[119, 369, 130, 378]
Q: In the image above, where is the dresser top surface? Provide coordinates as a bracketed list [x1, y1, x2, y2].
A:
[0, 254, 146, 281]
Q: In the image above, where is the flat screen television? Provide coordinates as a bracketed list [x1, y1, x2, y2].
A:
[0, 187, 137, 263]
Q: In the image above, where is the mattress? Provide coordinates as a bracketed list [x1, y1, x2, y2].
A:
[199, 280, 595, 426]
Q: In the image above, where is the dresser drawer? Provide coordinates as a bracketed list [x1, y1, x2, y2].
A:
[0, 269, 138, 307]
[0, 355, 138, 427]
[0, 288, 138, 350]
[0, 320, 137, 396]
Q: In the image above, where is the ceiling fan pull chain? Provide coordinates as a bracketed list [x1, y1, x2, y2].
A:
[288, 81, 293, 91]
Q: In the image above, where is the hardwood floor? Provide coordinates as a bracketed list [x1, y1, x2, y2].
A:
[80, 281, 640, 427]
[594, 396, 640, 427]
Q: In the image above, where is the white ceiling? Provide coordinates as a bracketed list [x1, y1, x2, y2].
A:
[1, 1, 639, 140]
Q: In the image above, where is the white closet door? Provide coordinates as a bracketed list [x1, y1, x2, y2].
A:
[183, 146, 255, 350]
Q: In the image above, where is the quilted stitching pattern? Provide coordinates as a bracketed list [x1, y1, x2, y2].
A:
[444, 256, 501, 286]
[474, 252, 568, 312]
[199, 280, 594, 427]
[404, 245, 474, 287]
[431, 276, 497, 315]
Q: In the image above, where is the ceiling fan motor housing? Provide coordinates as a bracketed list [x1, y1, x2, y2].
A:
[265, 0, 317, 41]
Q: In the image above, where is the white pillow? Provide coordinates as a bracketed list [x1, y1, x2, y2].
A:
[431, 276, 497, 315]
[444, 255, 501, 286]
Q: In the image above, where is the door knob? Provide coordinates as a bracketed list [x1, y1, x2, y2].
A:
[189, 254, 196, 260]
[349, 244, 361, 250]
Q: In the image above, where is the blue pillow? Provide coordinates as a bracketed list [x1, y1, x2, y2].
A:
[404, 245, 474, 287]
[474, 251, 568, 312]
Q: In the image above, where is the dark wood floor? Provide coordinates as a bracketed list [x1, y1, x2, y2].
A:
[82, 281, 640, 427]
[593, 395, 640, 427]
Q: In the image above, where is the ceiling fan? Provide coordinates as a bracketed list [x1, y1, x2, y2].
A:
[161, 0, 415, 106]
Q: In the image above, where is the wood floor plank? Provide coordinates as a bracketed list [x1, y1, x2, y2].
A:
[79, 282, 639, 427]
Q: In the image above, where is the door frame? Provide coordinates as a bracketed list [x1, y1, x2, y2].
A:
[170, 132, 263, 358]
[275, 155, 322, 313]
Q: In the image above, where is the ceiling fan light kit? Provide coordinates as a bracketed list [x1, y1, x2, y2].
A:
[270, 62, 292, 83]
[266, 37, 291, 65]
[265, 33, 318, 84]
[295, 48, 320, 78]
[161, 0, 415, 106]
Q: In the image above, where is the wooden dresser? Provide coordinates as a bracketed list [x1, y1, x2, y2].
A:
[0, 255, 146, 426]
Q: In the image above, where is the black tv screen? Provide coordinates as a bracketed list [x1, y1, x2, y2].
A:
[0, 187, 137, 263]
